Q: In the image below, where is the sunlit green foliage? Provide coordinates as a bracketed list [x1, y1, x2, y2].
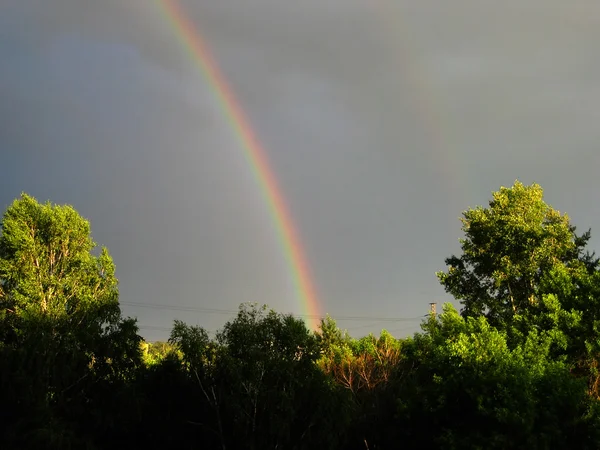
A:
[141, 340, 181, 365]
[437, 181, 594, 330]
[0, 194, 142, 449]
[394, 303, 598, 449]
[437, 181, 600, 397]
[3, 184, 600, 449]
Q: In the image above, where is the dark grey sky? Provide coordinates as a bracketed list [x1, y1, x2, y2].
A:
[2, 0, 599, 340]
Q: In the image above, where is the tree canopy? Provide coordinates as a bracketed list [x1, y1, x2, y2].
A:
[3, 185, 600, 450]
[437, 181, 596, 330]
[0, 194, 141, 448]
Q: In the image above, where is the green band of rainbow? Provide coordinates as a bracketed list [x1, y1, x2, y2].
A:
[158, 0, 321, 330]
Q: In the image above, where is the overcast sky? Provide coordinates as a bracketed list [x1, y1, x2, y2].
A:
[2, 0, 599, 340]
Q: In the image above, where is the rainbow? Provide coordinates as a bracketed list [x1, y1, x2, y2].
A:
[372, 0, 467, 203]
[157, 0, 321, 330]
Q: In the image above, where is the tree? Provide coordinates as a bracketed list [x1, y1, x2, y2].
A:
[316, 317, 409, 450]
[0, 193, 121, 326]
[436, 181, 595, 330]
[168, 303, 349, 450]
[0, 193, 141, 448]
[395, 304, 599, 450]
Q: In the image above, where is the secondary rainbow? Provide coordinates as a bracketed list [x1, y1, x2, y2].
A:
[372, 0, 468, 203]
[157, 0, 321, 329]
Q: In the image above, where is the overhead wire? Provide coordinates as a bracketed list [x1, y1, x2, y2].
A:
[121, 300, 426, 323]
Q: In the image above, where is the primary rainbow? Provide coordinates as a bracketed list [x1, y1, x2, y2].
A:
[157, 0, 321, 329]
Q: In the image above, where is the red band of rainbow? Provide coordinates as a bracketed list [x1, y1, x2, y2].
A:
[158, 0, 321, 330]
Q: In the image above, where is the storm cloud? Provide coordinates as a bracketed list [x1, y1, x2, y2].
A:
[2, 0, 599, 339]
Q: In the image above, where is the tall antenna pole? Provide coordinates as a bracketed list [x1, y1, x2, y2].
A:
[429, 302, 437, 317]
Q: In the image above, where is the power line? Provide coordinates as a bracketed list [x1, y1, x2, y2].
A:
[121, 300, 426, 323]
[137, 320, 423, 342]
[345, 320, 398, 331]
[344, 318, 422, 331]
[333, 315, 426, 323]
[122, 301, 236, 315]
[138, 325, 173, 331]
[387, 324, 423, 335]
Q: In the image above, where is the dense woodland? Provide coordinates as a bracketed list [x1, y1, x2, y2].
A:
[4, 181, 600, 449]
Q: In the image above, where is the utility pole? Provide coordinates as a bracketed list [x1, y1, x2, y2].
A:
[429, 302, 437, 317]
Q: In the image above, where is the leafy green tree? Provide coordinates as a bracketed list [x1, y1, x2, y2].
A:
[0, 193, 142, 448]
[316, 315, 351, 354]
[437, 181, 595, 331]
[396, 304, 599, 450]
[316, 317, 411, 449]
[0, 194, 118, 320]
[169, 303, 350, 450]
[435, 181, 600, 396]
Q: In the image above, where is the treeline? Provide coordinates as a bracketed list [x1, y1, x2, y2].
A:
[3, 182, 600, 449]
